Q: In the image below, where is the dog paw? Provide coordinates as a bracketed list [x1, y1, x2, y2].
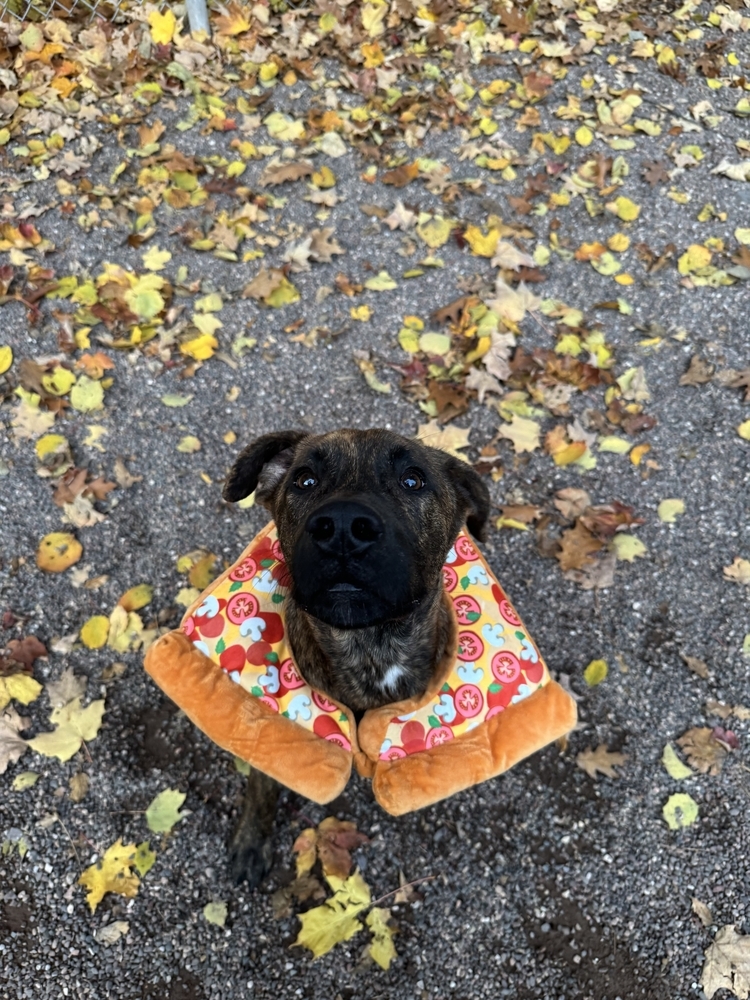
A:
[228, 834, 273, 889]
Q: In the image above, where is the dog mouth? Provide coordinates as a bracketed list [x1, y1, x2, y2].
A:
[327, 582, 362, 593]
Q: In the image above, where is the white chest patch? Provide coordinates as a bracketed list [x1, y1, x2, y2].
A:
[379, 663, 406, 692]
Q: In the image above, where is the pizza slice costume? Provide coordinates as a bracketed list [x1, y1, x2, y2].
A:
[144, 522, 576, 816]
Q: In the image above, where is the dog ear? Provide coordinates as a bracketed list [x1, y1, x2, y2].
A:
[223, 430, 309, 505]
[444, 456, 491, 541]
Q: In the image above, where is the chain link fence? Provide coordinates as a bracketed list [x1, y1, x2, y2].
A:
[0, 0, 311, 21]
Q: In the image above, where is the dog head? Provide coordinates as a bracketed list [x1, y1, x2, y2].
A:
[223, 428, 489, 630]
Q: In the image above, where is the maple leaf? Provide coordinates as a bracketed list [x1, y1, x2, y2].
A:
[79, 840, 141, 914]
[146, 788, 186, 834]
[2, 635, 46, 670]
[553, 488, 592, 520]
[0, 708, 30, 775]
[384, 200, 416, 231]
[556, 521, 603, 571]
[381, 163, 419, 188]
[497, 415, 540, 454]
[293, 872, 371, 959]
[309, 228, 345, 263]
[642, 160, 670, 186]
[465, 367, 504, 404]
[257, 160, 313, 187]
[677, 727, 727, 776]
[700, 925, 750, 1000]
[680, 355, 714, 386]
[416, 421, 471, 461]
[576, 745, 627, 779]
[366, 908, 397, 970]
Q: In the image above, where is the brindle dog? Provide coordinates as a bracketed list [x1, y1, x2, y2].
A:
[222, 428, 490, 886]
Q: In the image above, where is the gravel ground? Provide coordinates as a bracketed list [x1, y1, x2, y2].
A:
[2, 4, 750, 999]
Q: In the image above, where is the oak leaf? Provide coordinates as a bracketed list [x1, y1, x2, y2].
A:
[576, 745, 627, 779]
[556, 521, 603, 571]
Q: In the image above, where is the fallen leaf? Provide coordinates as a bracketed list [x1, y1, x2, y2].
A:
[692, 898, 713, 928]
[415, 421, 471, 461]
[203, 901, 228, 927]
[36, 532, 82, 573]
[70, 772, 91, 802]
[95, 921, 129, 947]
[0, 708, 30, 774]
[0, 674, 42, 712]
[366, 907, 397, 970]
[663, 792, 699, 830]
[576, 745, 627, 779]
[724, 557, 750, 586]
[681, 652, 709, 679]
[79, 840, 141, 913]
[610, 534, 647, 562]
[680, 355, 714, 386]
[677, 727, 727, 775]
[293, 872, 371, 959]
[497, 415, 541, 454]
[80, 616, 110, 650]
[146, 788, 186, 834]
[557, 522, 603, 572]
[658, 499, 685, 523]
[700, 925, 750, 999]
[583, 659, 608, 687]
[662, 743, 694, 780]
[553, 488, 592, 519]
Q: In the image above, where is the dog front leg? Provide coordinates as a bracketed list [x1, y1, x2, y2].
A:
[228, 768, 280, 888]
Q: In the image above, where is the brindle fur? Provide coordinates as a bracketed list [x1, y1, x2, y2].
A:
[222, 428, 489, 885]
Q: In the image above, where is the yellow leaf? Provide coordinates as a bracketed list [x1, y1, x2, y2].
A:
[738, 419, 750, 441]
[80, 616, 110, 650]
[180, 333, 218, 361]
[464, 224, 500, 257]
[124, 276, 165, 320]
[266, 277, 300, 307]
[11, 771, 39, 791]
[192, 314, 222, 337]
[418, 332, 451, 356]
[497, 415, 541, 454]
[146, 788, 186, 833]
[611, 534, 647, 562]
[583, 659, 608, 687]
[70, 375, 104, 413]
[350, 305, 373, 322]
[366, 907, 397, 970]
[187, 552, 218, 589]
[264, 112, 305, 142]
[142, 246, 172, 271]
[41, 367, 76, 397]
[118, 584, 154, 612]
[662, 743, 694, 780]
[36, 532, 82, 573]
[148, 9, 177, 45]
[607, 233, 630, 253]
[0, 345, 13, 375]
[416, 216, 454, 249]
[614, 273, 634, 285]
[50, 697, 105, 742]
[630, 443, 651, 466]
[177, 435, 202, 453]
[27, 726, 81, 762]
[416, 421, 471, 460]
[312, 165, 336, 189]
[0, 674, 42, 712]
[658, 499, 685, 523]
[362, 1, 387, 37]
[575, 125, 593, 147]
[79, 839, 141, 913]
[606, 196, 640, 222]
[662, 793, 699, 830]
[364, 271, 397, 291]
[678, 244, 712, 275]
[293, 872, 371, 959]
[107, 605, 144, 653]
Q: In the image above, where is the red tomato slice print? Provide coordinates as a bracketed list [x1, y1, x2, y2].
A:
[457, 630, 484, 662]
[229, 556, 257, 582]
[380, 746, 407, 761]
[182, 616, 195, 637]
[486, 705, 505, 720]
[226, 592, 260, 625]
[453, 595, 481, 626]
[524, 660, 545, 684]
[325, 732, 351, 751]
[312, 690, 338, 713]
[271, 539, 285, 562]
[455, 536, 479, 562]
[454, 683, 483, 718]
[442, 565, 459, 592]
[279, 659, 305, 690]
[403, 738, 426, 755]
[259, 695, 279, 713]
[492, 651, 521, 683]
[499, 599, 522, 626]
[426, 726, 454, 748]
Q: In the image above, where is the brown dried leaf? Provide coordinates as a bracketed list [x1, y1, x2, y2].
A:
[69, 772, 90, 802]
[381, 162, 419, 188]
[257, 160, 313, 187]
[556, 521, 603, 572]
[680, 355, 714, 387]
[0, 707, 30, 774]
[677, 727, 726, 776]
[114, 458, 142, 489]
[317, 817, 368, 880]
[576, 744, 627, 780]
[309, 228, 345, 264]
[553, 488, 592, 520]
[681, 652, 709, 679]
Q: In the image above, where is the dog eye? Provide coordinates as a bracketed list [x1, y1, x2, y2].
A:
[400, 469, 424, 491]
[294, 470, 318, 489]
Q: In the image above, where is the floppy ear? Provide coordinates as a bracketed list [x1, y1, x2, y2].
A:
[223, 430, 309, 505]
[444, 456, 491, 541]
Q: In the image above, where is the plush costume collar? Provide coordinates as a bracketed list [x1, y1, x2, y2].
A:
[145, 522, 576, 815]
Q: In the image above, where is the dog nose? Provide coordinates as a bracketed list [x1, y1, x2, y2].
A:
[305, 501, 384, 555]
